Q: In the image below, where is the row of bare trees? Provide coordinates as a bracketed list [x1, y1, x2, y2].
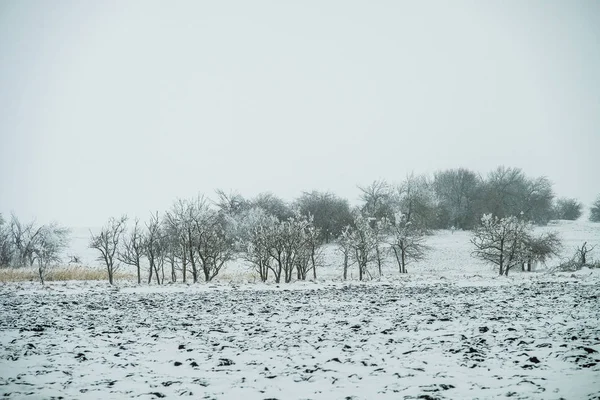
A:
[89, 197, 236, 285]
[88, 184, 433, 284]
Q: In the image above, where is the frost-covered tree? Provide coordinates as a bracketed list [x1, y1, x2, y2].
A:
[266, 216, 311, 283]
[237, 208, 277, 282]
[294, 217, 322, 281]
[194, 209, 234, 282]
[239, 211, 320, 283]
[166, 195, 235, 283]
[553, 198, 582, 221]
[172, 196, 213, 283]
[9, 214, 45, 268]
[471, 214, 531, 276]
[337, 226, 355, 280]
[90, 216, 128, 285]
[0, 214, 14, 267]
[2, 215, 70, 277]
[590, 196, 600, 223]
[32, 223, 70, 284]
[342, 212, 379, 280]
[386, 213, 428, 274]
[117, 218, 146, 284]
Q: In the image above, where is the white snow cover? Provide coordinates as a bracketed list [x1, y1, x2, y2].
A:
[1, 220, 599, 399]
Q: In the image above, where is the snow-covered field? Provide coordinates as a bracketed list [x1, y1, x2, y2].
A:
[1, 220, 599, 399]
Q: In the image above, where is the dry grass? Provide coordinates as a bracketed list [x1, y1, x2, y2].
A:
[0, 266, 135, 283]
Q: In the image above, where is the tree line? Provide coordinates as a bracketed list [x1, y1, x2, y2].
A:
[1, 165, 599, 283]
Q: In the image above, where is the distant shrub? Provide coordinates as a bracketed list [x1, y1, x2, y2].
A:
[553, 198, 583, 221]
[590, 196, 600, 223]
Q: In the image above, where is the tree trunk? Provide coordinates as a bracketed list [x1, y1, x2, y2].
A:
[38, 262, 45, 285]
[376, 246, 382, 277]
[401, 247, 406, 274]
[498, 239, 504, 276]
[182, 250, 187, 283]
[171, 259, 176, 283]
[392, 247, 401, 274]
[148, 260, 153, 284]
[343, 253, 348, 280]
[155, 263, 161, 284]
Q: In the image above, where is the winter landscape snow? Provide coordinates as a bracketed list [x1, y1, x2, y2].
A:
[1, 220, 599, 400]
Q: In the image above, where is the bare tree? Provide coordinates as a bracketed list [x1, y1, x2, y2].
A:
[575, 242, 596, 266]
[244, 213, 315, 283]
[342, 212, 378, 281]
[266, 220, 302, 283]
[145, 212, 165, 284]
[433, 168, 482, 229]
[196, 212, 234, 282]
[395, 173, 437, 230]
[292, 215, 321, 281]
[164, 199, 194, 283]
[117, 218, 145, 284]
[337, 226, 355, 280]
[238, 208, 276, 282]
[90, 216, 128, 285]
[304, 222, 322, 280]
[521, 231, 562, 271]
[387, 213, 428, 274]
[162, 224, 180, 283]
[523, 177, 555, 224]
[481, 167, 555, 225]
[358, 180, 395, 222]
[471, 214, 531, 276]
[32, 223, 70, 284]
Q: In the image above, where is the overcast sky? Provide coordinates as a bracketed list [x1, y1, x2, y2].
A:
[1, 0, 599, 227]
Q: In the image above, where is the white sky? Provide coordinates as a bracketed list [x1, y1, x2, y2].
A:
[1, 1, 599, 227]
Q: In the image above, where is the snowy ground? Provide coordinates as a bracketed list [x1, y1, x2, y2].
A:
[1, 277, 600, 399]
[1, 220, 599, 399]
